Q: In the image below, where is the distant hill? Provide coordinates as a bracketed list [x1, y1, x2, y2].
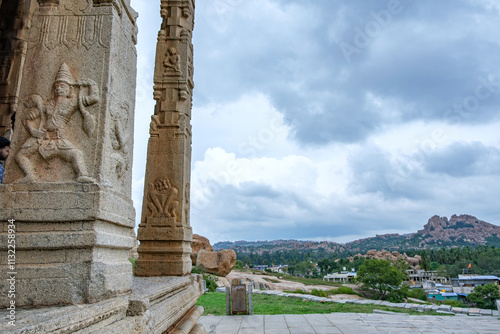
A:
[214, 239, 348, 255]
[213, 214, 500, 255]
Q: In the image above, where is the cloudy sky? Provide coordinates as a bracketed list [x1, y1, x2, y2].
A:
[130, 0, 500, 244]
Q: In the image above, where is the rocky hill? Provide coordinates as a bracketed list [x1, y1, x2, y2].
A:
[214, 239, 348, 255]
[214, 214, 500, 255]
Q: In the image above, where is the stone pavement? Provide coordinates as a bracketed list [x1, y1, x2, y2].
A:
[199, 313, 500, 333]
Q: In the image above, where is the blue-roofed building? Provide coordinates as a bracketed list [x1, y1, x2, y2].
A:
[427, 292, 459, 301]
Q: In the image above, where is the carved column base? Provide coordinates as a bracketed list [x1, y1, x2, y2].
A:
[135, 224, 192, 276]
[0, 183, 135, 307]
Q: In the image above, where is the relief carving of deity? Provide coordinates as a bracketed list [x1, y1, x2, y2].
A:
[163, 47, 181, 75]
[16, 63, 99, 183]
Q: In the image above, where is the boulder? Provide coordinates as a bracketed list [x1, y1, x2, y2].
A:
[367, 249, 377, 256]
[196, 249, 237, 276]
[191, 234, 214, 265]
[407, 257, 420, 266]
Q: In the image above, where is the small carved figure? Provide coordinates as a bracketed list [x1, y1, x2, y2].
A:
[0, 57, 11, 82]
[147, 178, 179, 218]
[16, 63, 99, 183]
[163, 47, 181, 74]
[110, 102, 131, 180]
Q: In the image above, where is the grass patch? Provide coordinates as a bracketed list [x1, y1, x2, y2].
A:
[283, 289, 307, 294]
[329, 286, 356, 295]
[196, 292, 451, 316]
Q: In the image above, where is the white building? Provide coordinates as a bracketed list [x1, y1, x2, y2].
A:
[323, 271, 357, 283]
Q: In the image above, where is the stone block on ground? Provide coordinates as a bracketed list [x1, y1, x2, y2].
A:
[196, 249, 237, 277]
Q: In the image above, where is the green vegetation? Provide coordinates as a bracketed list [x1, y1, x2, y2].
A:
[466, 283, 500, 310]
[234, 260, 244, 269]
[330, 286, 356, 295]
[129, 258, 136, 269]
[407, 288, 427, 301]
[355, 259, 408, 301]
[311, 289, 328, 297]
[439, 299, 467, 308]
[191, 266, 218, 292]
[196, 292, 449, 316]
[204, 275, 218, 292]
[411, 246, 500, 278]
[233, 242, 500, 279]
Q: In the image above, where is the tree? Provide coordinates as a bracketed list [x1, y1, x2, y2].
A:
[466, 284, 500, 310]
[297, 261, 315, 277]
[429, 262, 440, 271]
[355, 259, 408, 300]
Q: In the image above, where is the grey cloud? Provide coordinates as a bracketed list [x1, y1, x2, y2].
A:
[423, 142, 500, 177]
[347, 145, 432, 200]
[193, 0, 500, 146]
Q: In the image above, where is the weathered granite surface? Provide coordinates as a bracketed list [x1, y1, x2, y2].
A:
[0, 275, 206, 334]
[191, 234, 214, 264]
[197, 249, 237, 277]
[0, 0, 138, 307]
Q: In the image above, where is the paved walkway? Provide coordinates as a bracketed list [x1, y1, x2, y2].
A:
[199, 313, 500, 334]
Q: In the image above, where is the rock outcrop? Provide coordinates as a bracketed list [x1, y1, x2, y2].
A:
[349, 249, 421, 269]
[418, 214, 500, 245]
[196, 249, 237, 277]
[191, 234, 213, 265]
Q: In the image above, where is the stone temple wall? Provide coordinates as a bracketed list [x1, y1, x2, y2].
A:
[0, 1, 205, 332]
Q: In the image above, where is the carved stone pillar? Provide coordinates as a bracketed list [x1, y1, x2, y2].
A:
[135, 0, 195, 276]
[0, 0, 32, 138]
[0, 0, 138, 307]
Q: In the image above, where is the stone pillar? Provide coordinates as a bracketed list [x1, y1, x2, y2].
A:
[135, 0, 195, 276]
[0, 0, 138, 307]
[0, 0, 32, 138]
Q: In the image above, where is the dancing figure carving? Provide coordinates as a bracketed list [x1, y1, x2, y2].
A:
[16, 63, 99, 183]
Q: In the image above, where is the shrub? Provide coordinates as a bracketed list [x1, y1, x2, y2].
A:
[204, 274, 218, 292]
[385, 285, 409, 303]
[311, 289, 328, 297]
[330, 286, 356, 295]
[407, 288, 427, 301]
[284, 289, 306, 294]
